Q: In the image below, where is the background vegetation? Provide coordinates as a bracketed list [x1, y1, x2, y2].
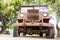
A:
[0, 0, 60, 29]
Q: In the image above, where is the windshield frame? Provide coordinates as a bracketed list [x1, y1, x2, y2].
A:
[20, 5, 48, 13]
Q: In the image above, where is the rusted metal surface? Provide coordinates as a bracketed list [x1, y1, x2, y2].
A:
[12, 5, 54, 29]
[12, 23, 53, 27]
[12, 5, 54, 28]
[12, 5, 55, 38]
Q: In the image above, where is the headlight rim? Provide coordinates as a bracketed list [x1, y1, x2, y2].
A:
[20, 13, 24, 17]
[43, 13, 47, 17]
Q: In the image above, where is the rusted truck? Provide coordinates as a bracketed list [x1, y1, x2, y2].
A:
[12, 5, 56, 38]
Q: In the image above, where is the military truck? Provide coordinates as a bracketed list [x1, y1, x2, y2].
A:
[12, 5, 56, 38]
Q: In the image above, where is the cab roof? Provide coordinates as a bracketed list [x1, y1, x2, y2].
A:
[21, 5, 48, 7]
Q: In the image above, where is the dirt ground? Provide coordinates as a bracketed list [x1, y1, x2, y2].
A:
[0, 34, 60, 40]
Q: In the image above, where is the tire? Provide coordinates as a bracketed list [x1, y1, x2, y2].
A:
[13, 27, 19, 37]
[49, 27, 55, 38]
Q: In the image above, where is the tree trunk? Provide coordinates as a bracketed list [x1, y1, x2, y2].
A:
[0, 14, 6, 33]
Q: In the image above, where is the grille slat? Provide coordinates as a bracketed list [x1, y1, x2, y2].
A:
[27, 9, 39, 20]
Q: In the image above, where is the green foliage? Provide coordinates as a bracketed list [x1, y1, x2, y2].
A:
[0, 0, 22, 29]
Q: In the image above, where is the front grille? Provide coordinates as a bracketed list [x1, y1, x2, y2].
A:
[28, 15, 39, 20]
[27, 9, 39, 20]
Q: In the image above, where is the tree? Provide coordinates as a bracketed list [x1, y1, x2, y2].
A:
[0, 0, 22, 33]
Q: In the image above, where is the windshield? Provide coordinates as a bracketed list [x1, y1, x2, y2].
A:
[21, 6, 47, 13]
[35, 7, 47, 12]
[21, 7, 33, 13]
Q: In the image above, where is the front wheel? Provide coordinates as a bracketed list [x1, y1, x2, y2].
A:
[13, 27, 19, 37]
[49, 27, 55, 38]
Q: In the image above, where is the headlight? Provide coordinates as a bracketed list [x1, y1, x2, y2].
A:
[43, 13, 47, 16]
[20, 14, 24, 17]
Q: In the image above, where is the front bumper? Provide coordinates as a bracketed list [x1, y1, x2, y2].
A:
[12, 23, 54, 27]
